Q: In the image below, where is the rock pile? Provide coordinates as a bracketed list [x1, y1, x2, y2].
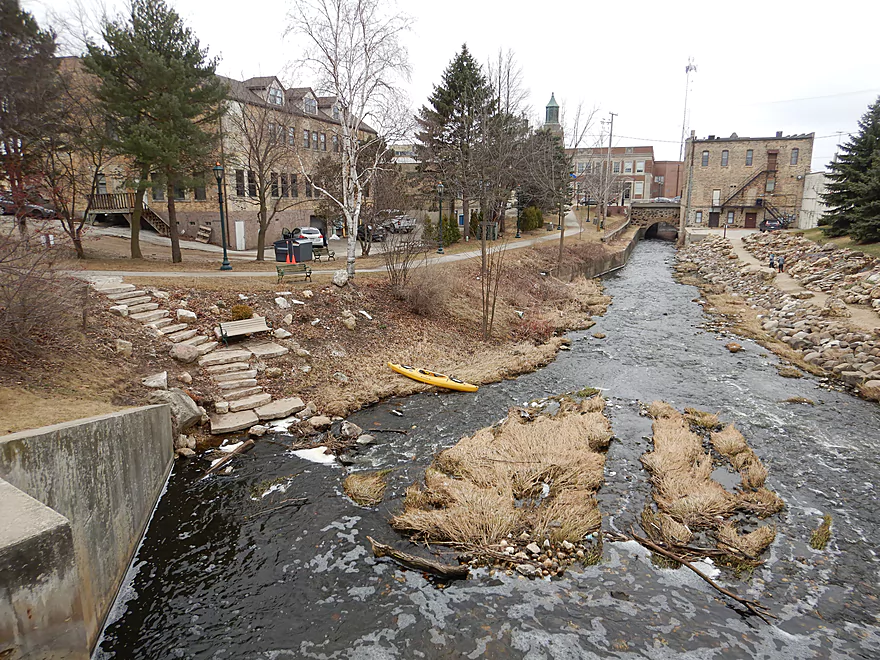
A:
[476, 535, 601, 579]
[678, 235, 880, 401]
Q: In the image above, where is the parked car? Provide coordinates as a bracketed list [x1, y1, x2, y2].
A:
[356, 223, 386, 242]
[759, 219, 784, 233]
[0, 196, 55, 218]
[385, 215, 417, 233]
[290, 226, 324, 246]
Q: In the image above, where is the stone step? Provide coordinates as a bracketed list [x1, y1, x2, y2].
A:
[255, 397, 306, 421]
[210, 410, 260, 435]
[180, 335, 209, 347]
[118, 295, 153, 307]
[131, 309, 170, 322]
[213, 369, 258, 383]
[127, 302, 159, 314]
[93, 283, 135, 295]
[106, 289, 146, 301]
[146, 318, 173, 330]
[196, 341, 218, 356]
[218, 378, 258, 390]
[228, 392, 273, 413]
[205, 361, 251, 375]
[159, 323, 188, 335]
[167, 329, 198, 343]
[199, 349, 252, 367]
[242, 341, 289, 359]
[224, 386, 264, 401]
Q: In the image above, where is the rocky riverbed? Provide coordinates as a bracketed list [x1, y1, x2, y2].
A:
[677, 234, 880, 401]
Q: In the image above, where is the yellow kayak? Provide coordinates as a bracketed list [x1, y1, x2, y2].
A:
[388, 362, 479, 392]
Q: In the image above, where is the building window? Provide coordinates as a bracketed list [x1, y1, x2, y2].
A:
[727, 210, 735, 224]
[290, 173, 298, 198]
[721, 150, 729, 167]
[320, 133, 326, 151]
[766, 178, 776, 192]
[790, 148, 799, 165]
[701, 150, 709, 167]
[271, 172, 279, 197]
[280, 173, 289, 197]
[304, 97, 317, 114]
[194, 185, 206, 201]
[247, 171, 257, 197]
[333, 105, 340, 120]
[235, 169, 245, 196]
[151, 174, 164, 201]
[635, 160, 645, 173]
[624, 160, 633, 173]
[634, 181, 644, 196]
[712, 189, 721, 206]
[613, 161, 620, 174]
[695, 211, 702, 224]
[303, 129, 310, 149]
[288, 127, 295, 146]
[745, 149, 753, 166]
[96, 174, 107, 195]
[577, 162, 586, 174]
[332, 134, 339, 153]
[305, 178, 312, 198]
[625, 147, 633, 154]
[312, 131, 318, 150]
[268, 87, 283, 105]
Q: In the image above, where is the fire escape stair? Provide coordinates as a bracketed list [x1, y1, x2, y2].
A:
[87, 193, 171, 237]
[721, 169, 771, 207]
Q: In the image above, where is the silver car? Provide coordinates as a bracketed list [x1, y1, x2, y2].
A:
[291, 226, 324, 246]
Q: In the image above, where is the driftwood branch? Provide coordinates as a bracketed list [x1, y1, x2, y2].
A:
[201, 440, 255, 478]
[370, 428, 409, 435]
[367, 536, 469, 580]
[619, 529, 776, 624]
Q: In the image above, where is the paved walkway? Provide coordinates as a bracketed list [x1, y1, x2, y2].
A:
[76, 212, 597, 280]
[690, 228, 879, 332]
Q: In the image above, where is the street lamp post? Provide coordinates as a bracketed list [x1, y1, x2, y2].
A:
[437, 182, 444, 254]
[515, 186, 521, 238]
[213, 163, 232, 271]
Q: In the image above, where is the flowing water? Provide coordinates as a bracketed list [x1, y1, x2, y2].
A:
[96, 241, 880, 659]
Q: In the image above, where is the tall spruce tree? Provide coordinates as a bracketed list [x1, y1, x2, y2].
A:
[821, 97, 880, 243]
[0, 0, 59, 237]
[417, 45, 496, 236]
[85, 0, 226, 262]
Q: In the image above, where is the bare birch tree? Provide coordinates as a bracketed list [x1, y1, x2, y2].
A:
[287, 0, 411, 277]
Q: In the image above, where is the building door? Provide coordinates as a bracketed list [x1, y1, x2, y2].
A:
[708, 212, 720, 228]
[767, 152, 778, 171]
[745, 212, 757, 228]
[235, 220, 245, 250]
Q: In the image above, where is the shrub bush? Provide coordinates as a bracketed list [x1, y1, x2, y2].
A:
[404, 271, 447, 317]
[425, 213, 461, 246]
[230, 304, 253, 321]
[519, 206, 544, 232]
[511, 315, 555, 344]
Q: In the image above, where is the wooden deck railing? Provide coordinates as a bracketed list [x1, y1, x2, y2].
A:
[88, 192, 137, 211]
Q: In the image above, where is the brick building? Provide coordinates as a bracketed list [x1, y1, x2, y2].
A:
[680, 131, 814, 228]
[568, 146, 679, 205]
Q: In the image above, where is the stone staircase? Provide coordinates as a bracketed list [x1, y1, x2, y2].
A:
[91, 278, 304, 436]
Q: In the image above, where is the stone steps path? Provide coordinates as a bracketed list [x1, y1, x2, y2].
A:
[90, 277, 298, 435]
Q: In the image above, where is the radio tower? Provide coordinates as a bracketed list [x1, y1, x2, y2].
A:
[679, 57, 697, 161]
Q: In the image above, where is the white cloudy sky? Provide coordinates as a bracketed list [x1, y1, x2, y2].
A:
[27, 0, 880, 171]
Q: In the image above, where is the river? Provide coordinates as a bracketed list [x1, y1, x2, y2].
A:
[95, 240, 880, 659]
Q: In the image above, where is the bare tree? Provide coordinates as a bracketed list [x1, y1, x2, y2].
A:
[225, 100, 301, 260]
[560, 100, 598, 151]
[523, 128, 572, 268]
[382, 230, 427, 292]
[480, 238, 509, 340]
[287, 0, 411, 277]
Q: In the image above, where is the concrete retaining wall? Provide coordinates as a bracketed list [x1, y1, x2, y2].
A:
[0, 405, 173, 657]
[558, 228, 642, 281]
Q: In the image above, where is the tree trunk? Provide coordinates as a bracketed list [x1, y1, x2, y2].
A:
[256, 202, 267, 261]
[166, 179, 182, 263]
[131, 174, 147, 259]
[461, 194, 468, 241]
[557, 206, 565, 269]
[346, 216, 357, 277]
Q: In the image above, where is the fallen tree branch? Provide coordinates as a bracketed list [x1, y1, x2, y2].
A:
[367, 536, 469, 580]
[201, 440, 255, 479]
[369, 428, 409, 435]
[622, 528, 776, 624]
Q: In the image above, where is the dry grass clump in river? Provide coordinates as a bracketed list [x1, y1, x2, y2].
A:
[809, 514, 833, 550]
[344, 469, 392, 506]
[391, 394, 611, 576]
[641, 403, 783, 565]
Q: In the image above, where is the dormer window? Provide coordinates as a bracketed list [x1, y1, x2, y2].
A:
[333, 104, 340, 120]
[268, 87, 284, 105]
[304, 97, 317, 115]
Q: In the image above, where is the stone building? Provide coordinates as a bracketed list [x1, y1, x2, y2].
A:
[680, 131, 814, 228]
[82, 63, 375, 250]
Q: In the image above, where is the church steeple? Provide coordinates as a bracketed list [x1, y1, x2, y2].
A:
[545, 93, 560, 126]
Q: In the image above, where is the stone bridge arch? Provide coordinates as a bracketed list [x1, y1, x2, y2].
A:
[629, 202, 681, 239]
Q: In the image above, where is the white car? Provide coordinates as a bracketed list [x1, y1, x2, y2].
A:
[291, 226, 324, 246]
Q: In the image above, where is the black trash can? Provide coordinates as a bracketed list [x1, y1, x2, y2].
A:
[291, 240, 313, 262]
[273, 239, 290, 262]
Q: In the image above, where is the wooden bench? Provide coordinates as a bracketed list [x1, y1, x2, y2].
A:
[214, 315, 272, 346]
[312, 246, 336, 261]
[276, 263, 312, 283]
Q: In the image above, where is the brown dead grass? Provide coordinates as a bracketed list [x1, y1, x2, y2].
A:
[646, 401, 678, 419]
[683, 407, 721, 431]
[717, 522, 777, 557]
[392, 400, 610, 546]
[343, 469, 391, 506]
[0, 386, 123, 435]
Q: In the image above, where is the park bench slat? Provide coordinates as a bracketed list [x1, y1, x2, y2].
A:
[214, 316, 272, 344]
[276, 263, 312, 283]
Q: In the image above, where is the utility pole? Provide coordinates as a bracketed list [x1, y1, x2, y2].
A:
[679, 58, 697, 162]
[603, 112, 616, 230]
[679, 129, 696, 247]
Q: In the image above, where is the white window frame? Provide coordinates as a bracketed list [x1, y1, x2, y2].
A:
[613, 161, 621, 174]
[712, 189, 721, 206]
[624, 160, 633, 173]
[721, 150, 729, 167]
[304, 97, 318, 115]
[635, 160, 645, 173]
[727, 210, 735, 224]
[268, 87, 283, 105]
[634, 181, 644, 196]
[695, 211, 703, 224]
[790, 148, 799, 166]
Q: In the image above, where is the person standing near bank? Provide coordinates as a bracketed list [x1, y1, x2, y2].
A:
[777, 254, 785, 272]
[769, 253, 776, 269]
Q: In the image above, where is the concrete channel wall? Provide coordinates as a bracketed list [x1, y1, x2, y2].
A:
[557, 227, 644, 282]
[0, 405, 173, 658]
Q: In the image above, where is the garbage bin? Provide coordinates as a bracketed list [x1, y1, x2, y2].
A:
[478, 222, 499, 240]
[273, 239, 290, 262]
[291, 240, 313, 262]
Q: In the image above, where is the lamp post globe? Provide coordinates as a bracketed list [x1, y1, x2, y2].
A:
[213, 163, 232, 271]
[437, 182, 444, 254]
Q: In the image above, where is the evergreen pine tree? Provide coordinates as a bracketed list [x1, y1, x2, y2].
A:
[821, 97, 880, 242]
[85, 0, 226, 262]
[417, 45, 496, 235]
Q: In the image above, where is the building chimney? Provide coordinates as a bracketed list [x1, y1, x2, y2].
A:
[707, 135, 715, 140]
[776, 131, 783, 138]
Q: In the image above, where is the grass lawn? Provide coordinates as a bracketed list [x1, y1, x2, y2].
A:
[797, 228, 880, 259]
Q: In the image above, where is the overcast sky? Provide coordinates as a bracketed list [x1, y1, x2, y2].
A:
[26, 0, 880, 171]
